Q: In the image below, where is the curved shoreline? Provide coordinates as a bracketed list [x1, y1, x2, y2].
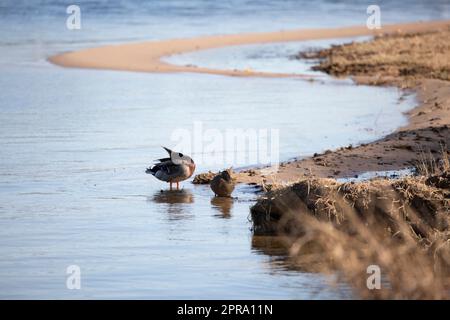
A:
[49, 19, 450, 186]
[49, 20, 450, 77]
[189, 22, 450, 185]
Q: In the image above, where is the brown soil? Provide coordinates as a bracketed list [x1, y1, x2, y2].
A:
[250, 171, 450, 298]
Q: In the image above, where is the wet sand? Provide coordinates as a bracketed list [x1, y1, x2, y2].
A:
[230, 78, 450, 185]
[203, 26, 450, 185]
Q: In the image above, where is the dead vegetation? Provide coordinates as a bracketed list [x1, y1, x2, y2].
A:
[193, 169, 237, 184]
[251, 150, 450, 298]
[299, 27, 450, 84]
[248, 26, 450, 299]
[192, 171, 217, 184]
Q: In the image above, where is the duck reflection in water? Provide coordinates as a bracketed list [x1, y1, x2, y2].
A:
[151, 189, 194, 220]
[210, 196, 234, 218]
[152, 189, 194, 204]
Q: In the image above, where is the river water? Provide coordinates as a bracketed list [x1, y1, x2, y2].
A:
[0, 0, 449, 299]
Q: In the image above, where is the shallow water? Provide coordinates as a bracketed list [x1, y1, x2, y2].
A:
[164, 37, 372, 75]
[0, 64, 414, 298]
[0, 0, 448, 299]
[337, 168, 416, 183]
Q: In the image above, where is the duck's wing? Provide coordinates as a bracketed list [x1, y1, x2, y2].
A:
[146, 157, 169, 174]
[146, 159, 185, 182]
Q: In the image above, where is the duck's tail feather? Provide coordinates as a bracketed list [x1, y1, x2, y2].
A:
[155, 157, 170, 163]
[162, 146, 172, 155]
[145, 165, 158, 175]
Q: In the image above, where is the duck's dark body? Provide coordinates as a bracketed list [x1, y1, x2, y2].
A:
[210, 170, 235, 197]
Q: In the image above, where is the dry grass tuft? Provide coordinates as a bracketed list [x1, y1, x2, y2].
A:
[415, 145, 450, 176]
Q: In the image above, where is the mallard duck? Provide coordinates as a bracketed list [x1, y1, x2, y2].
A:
[210, 170, 235, 197]
[146, 147, 196, 190]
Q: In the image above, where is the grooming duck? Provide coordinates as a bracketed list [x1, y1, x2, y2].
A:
[146, 147, 196, 190]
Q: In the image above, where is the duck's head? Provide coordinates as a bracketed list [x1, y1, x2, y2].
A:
[163, 147, 196, 176]
[173, 152, 195, 175]
[220, 170, 232, 182]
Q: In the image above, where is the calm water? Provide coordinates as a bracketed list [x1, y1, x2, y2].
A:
[164, 37, 373, 75]
[0, 0, 449, 299]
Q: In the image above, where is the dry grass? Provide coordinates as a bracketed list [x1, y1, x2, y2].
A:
[415, 144, 450, 176]
[251, 162, 450, 298]
[300, 28, 450, 82]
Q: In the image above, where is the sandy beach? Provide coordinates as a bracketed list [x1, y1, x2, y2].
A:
[235, 24, 450, 185]
[49, 20, 449, 78]
[232, 77, 450, 185]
